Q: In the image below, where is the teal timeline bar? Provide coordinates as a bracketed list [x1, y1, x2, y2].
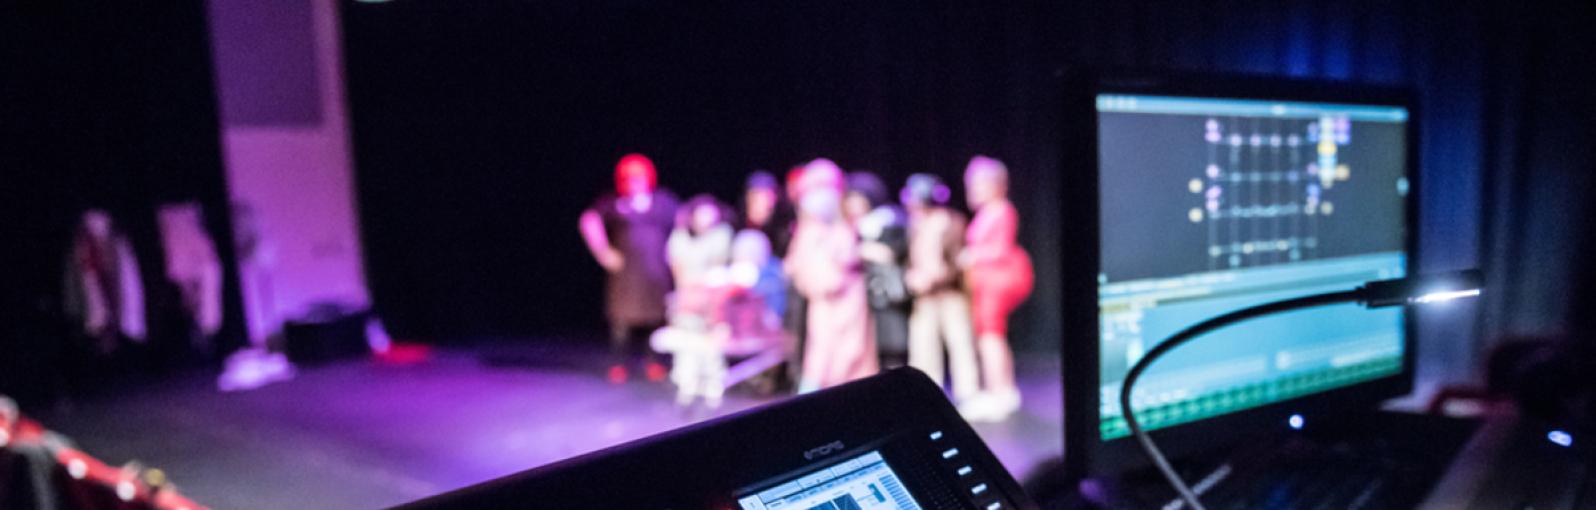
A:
[1097, 94, 1408, 122]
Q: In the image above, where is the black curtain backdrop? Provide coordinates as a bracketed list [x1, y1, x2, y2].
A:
[342, 1, 1596, 386]
[343, 2, 1064, 349]
[1478, 2, 1596, 346]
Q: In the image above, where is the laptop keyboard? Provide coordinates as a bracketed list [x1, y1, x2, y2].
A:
[1124, 435, 1445, 510]
[1204, 438, 1418, 509]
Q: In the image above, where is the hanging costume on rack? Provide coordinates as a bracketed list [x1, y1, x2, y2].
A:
[229, 201, 280, 350]
[63, 209, 146, 356]
[158, 203, 224, 355]
[217, 201, 296, 392]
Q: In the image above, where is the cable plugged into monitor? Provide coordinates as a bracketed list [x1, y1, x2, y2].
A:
[1120, 269, 1484, 510]
[1358, 269, 1484, 308]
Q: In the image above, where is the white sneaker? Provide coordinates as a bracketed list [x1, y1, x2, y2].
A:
[984, 389, 1022, 421]
[958, 394, 998, 423]
[217, 349, 296, 392]
[958, 390, 1023, 423]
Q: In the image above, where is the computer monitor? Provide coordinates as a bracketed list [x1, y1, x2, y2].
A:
[1059, 72, 1417, 478]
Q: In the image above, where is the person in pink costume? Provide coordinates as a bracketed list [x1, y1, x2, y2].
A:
[959, 155, 1034, 422]
[785, 158, 877, 392]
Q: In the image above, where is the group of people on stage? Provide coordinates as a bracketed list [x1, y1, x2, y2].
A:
[579, 154, 1033, 421]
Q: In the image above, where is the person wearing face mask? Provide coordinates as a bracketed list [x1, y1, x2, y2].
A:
[580, 154, 680, 384]
[785, 159, 877, 392]
[959, 155, 1033, 422]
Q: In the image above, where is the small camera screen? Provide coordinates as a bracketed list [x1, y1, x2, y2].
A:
[737, 451, 923, 510]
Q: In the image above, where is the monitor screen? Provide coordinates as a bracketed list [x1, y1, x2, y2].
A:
[736, 450, 924, 510]
[1094, 94, 1411, 440]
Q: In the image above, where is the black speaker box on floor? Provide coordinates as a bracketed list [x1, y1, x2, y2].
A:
[283, 305, 370, 364]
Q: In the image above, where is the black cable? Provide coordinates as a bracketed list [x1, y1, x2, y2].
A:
[1118, 289, 1364, 510]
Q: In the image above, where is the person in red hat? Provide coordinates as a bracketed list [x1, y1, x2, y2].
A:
[580, 154, 679, 384]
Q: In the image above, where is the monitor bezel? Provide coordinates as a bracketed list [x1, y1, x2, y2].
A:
[1058, 69, 1421, 480]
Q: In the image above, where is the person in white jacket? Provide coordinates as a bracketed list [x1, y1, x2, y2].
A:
[655, 195, 734, 407]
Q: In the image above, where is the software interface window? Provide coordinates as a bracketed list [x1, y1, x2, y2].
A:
[738, 451, 924, 510]
[1095, 95, 1411, 439]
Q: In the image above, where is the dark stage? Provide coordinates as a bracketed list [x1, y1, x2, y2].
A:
[6, 1, 1595, 508]
[31, 342, 1063, 509]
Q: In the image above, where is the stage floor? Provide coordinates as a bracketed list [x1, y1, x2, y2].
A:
[32, 344, 1063, 509]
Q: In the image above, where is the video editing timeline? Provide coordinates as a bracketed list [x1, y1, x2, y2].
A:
[736, 451, 922, 510]
[1096, 253, 1406, 439]
[1095, 95, 1410, 440]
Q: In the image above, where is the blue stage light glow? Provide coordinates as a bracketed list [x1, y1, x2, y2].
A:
[1548, 430, 1574, 448]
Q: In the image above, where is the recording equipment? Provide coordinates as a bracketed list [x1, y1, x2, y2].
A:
[399, 368, 1033, 509]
